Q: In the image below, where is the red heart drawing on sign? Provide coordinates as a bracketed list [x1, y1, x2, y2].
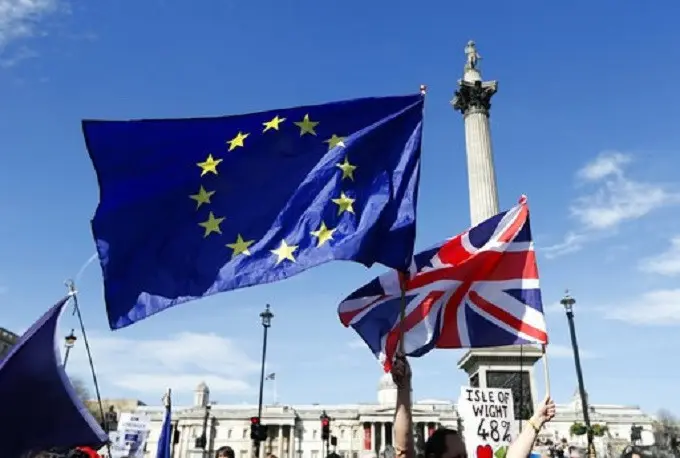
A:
[476, 445, 493, 458]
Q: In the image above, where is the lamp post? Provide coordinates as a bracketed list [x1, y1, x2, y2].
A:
[254, 304, 274, 458]
[195, 404, 212, 455]
[561, 291, 595, 458]
[63, 329, 77, 367]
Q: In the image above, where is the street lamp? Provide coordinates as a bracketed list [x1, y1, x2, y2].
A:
[561, 291, 595, 458]
[63, 329, 77, 367]
[254, 304, 274, 458]
[195, 404, 212, 452]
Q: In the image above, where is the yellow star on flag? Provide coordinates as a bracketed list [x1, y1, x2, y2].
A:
[271, 240, 298, 264]
[336, 156, 357, 180]
[324, 134, 345, 150]
[310, 221, 336, 247]
[197, 154, 222, 176]
[263, 115, 286, 133]
[198, 212, 225, 237]
[294, 114, 319, 136]
[332, 192, 355, 215]
[227, 131, 250, 152]
[226, 234, 255, 258]
[189, 186, 215, 209]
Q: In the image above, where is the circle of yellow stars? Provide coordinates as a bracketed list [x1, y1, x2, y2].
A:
[190, 112, 359, 265]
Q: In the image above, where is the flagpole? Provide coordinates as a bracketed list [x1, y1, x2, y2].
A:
[66, 280, 112, 458]
[542, 344, 551, 397]
[396, 84, 425, 357]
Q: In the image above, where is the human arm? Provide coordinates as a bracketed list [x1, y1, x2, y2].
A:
[392, 354, 413, 458]
[505, 396, 556, 458]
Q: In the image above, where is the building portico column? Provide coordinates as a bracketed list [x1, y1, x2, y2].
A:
[288, 425, 295, 458]
[373, 422, 378, 452]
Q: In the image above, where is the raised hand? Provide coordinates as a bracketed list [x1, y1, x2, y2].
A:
[390, 353, 412, 390]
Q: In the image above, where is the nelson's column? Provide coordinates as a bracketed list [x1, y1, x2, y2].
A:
[451, 41, 542, 421]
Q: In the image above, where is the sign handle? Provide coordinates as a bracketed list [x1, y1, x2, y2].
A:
[542, 344, 551, 397]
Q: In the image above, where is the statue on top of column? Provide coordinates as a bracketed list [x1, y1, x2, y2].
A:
[464, 40, 481, 70]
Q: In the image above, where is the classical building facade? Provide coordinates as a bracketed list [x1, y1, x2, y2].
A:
[0, 326, 19, 359]
[114, 374, 654, 458]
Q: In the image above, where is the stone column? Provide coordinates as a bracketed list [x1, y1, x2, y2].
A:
[288, 426, 295, 458]
[380, 423, 386, 451]
[372, 423, 378, 453]
[463, 108, 499, 224]
[278, 425, 284, 457]
[451, 41, 500, 226]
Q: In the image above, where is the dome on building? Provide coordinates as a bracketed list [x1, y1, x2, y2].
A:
[196, 381, 209, 392]
[378, 373, 396, 390]
[377, 373, 398, 406]
[194, 381, 210, 407]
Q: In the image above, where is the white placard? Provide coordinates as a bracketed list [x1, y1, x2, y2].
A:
[457, 387, 519, 458]
[109, 412, 151, 458]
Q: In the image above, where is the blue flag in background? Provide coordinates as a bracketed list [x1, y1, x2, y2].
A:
[0, 296, 107, 457]
[83, 94, 424, 329]
[156, 393, 172, 458]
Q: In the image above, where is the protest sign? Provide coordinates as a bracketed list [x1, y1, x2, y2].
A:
[109, 412, 151, 458]
[457, 387, 519, 458]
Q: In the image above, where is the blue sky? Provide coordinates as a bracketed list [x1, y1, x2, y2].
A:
[2, 0, 680, 415]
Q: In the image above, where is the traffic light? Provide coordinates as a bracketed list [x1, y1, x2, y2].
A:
[250, 417, 261, 441]
[250, 417, 268, 442]
[321, 416, 330, 441]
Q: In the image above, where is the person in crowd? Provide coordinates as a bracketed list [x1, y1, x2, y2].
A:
[216, 446, 235, 458]
[621, 446, 641, 458]
[390, 353, 557, 458]
[567, 446, 580, 458]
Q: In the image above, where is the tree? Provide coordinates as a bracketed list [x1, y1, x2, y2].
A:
[654, 410, 680, 447]
[592, 424, 609, 437]
[70, 376, 103, 424]
[70, 376, 91, 402]
[570, 422, 587, 436]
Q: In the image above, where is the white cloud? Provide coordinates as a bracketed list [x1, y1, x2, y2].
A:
[576, 151, 631, 182]
[547, 344, 598, 360]
[603, 289, 680, 325]
[0, 0, 59, 51]
[542, 232, 590, 259]
[544, 152, 679, 258]
[67, 331, 259, 396]
[639, 236, 680, 276]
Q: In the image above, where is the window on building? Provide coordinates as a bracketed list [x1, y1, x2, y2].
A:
[243, 429, 248, 439]
[227, 429, 232, 439]
[352, 452, 359, 458]
[340, 429, 345, 439]
[352, 429, 358, 439]
[312, 451, 319, 458]
[312, 430, 318, 439]
[240, 451, 248, 458]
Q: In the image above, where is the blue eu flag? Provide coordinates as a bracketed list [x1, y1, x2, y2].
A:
[83, 93, 424, 329]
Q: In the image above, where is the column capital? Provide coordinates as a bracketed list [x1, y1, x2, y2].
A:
[451, 80, 498, 117]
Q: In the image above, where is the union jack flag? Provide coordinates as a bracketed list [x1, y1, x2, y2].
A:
[338, 196, 547, 371]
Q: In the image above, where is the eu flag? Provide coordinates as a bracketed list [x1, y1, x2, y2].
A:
[84, 93, 424, 329]
[0, 296, 108, 456]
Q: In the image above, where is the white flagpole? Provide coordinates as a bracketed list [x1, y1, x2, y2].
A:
[273, 377, 278, 405]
